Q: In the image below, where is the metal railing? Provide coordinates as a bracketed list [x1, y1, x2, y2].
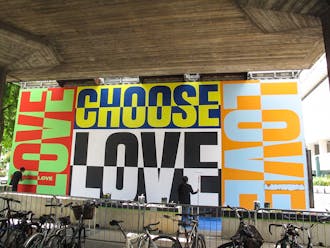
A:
[0, 192, 329, 247]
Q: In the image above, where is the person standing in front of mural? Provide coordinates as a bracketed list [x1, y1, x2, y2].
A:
[9, 167, 25, 192]
[178, 176, 199, 224]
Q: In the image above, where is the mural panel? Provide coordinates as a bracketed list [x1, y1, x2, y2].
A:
[221, 80, 309, 209]
[71, 82, 222, 206]
[10, 88, 76, 194]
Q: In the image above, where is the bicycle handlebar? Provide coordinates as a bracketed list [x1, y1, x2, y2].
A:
[110, 219, 124, 226]
[319, 216, 330, 223]
[144, 221, 160, 232]
[224, 205, 250, 220]
[269, 223, 314, 235]
[268, 223, 283, 234]
[64, 202, 73, 208]
[45, 203, 62, 207]
[0, 196, 20, 203]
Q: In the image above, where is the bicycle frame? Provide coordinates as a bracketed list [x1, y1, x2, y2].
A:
[142, 227, 159, 248]
[59, 200, 97, 248]
[218, 206, 263, 248]
[0, 196, 21, 225]
[165, 213, 205, 248]
[110, 220, 147, 248]
[182, 219, 200, 247]
[269, 223, 313, 248]
[72, 212, 86, 248]
[110, 219, 162, 248]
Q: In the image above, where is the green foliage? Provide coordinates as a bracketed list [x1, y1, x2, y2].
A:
[1, 83, 20, 153]
[313, 175, 330, 186]
[0, 169, 6, 177]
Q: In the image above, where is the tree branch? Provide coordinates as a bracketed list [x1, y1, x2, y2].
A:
[2, 104, 13, 111]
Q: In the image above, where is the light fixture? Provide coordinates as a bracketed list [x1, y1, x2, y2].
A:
[103, 77, 139, 85]
[248, 70, 300, 80]
[18, 80, 59, 89]
[184, 73, 200, 82]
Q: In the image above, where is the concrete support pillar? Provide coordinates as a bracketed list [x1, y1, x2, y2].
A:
[321, 6, 330, 82]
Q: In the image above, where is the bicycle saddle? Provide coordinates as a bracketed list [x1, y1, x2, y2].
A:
[110, 220, 123, 226]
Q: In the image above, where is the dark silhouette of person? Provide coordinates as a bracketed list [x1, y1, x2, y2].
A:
[9, 167, 25, 192]
[177, 176, 199, 224]
[178, 176, 198, 204]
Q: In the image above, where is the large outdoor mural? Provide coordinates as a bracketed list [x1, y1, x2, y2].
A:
[9, 80, 309, 209]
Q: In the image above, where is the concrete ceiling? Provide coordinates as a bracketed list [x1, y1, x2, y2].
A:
[0, 0, 329, 82]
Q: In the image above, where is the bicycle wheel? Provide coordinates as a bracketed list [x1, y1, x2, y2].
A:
[54, 226, 75, 246]
[45, 234, 64, 248]
[152, 235, 181, 248]
[71, 242, 82, 248]
[218, 241, 235, 248]
[0, 221, 7, 238]
[274, 240, 288, 248]
[291, 244, 303, 248]
[5, 229, 27, 248]
[192, 234, 206, 248]
[23, 233, 44, 248]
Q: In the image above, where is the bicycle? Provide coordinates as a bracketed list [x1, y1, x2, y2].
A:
[23, 200, 70, 248]
[46, 200, 97, 248]
[218, 206, 263, 248]
[110, 219, 163, 248]
[151, 212, 206, 248]
[0, 195, 22, 238]
[0, 196, 39, 247]
[269, 223, 314, 248]
[3, 210, 37, 248]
